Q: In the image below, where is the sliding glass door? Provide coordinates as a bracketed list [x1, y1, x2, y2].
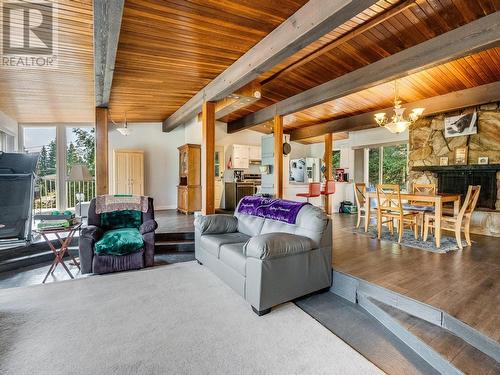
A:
[23, 127, 58, 210]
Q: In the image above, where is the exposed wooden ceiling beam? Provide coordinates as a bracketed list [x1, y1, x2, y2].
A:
[197, 81, 261, 121]
[228, 12, 500, 133]
[162, 0, 381, 132]
[94, 0, 124, 108]
[289, 81, 500, 141]
[261, 0, 417, 86]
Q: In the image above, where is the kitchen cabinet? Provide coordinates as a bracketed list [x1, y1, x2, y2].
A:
[113, 149, 144, 195]
[232, 144, 249, 169]
[249, 145, 261, 160]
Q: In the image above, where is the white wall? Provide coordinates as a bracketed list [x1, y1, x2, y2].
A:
[108, 123, 185, 209]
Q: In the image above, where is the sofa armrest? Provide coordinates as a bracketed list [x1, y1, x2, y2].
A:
[79, 225, 104, 274]
[244, 233, 313, 260]
[140, 219, 158, 235]
[194, 214, 238, 235]
[81, 225, 104, 241]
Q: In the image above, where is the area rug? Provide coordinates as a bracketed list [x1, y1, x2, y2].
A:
[348, 226, 468, 253]
[0, 262, 382, 375]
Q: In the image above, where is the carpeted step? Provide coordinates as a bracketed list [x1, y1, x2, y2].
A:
[155, 232, 194, 242]
[362, 296, 500, 375]
[0, 247, 79, 273]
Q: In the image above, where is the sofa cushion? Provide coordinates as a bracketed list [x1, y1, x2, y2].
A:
[200, 232, 250, 258]
[244, 233, 313, 260]
[219, 242, 247, 276]
[100, 210, 142, 230]
[94, 228, 144, 256]
[234, 213, 265, 237]
[259, 204, 328, 248]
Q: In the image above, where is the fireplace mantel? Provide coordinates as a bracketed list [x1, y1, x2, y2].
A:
[412, 164, 500, 172]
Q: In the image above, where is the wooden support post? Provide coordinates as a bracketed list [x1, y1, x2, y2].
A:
[274, 115, 283, 199]
[324, 133, 333, 214]
[202, 101, 216, 215]
[95, 107, 109, 196]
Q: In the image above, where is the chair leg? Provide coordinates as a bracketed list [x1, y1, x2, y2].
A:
[389, 219, 394, 235]
[377, 213, 382, 239]
[414, 219, 418, 240]
[455, 225, 463, 250]
[356, 212, 361, 228]
[398, 219, 403, 243]
[464, 218, 472, 246]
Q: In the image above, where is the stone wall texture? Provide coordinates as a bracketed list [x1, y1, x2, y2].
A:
[409, 103, 500, 237]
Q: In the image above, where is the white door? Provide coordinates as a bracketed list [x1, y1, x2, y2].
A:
[129, 152, 144, 195]
[114, 152, 130, 194]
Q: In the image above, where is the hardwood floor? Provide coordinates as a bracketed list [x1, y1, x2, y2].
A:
[332, 214, 500, 344]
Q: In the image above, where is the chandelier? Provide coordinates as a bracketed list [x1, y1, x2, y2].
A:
[374, 81, 424, 134]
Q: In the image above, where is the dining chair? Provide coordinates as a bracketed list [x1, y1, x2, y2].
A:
[407, 183, 437, 237]
[296, 182, 321, 203]
[423, 185, 481, 249]
[376, 184, 419, 243]
[354, 183, 367, 230]
[321, 180, 335, 213]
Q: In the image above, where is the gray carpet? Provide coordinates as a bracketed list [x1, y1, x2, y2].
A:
[0, 262, 382, 375]
[349, 226, 468, 253]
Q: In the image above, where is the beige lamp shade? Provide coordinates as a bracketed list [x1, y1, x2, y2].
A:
[67, 164, 93, 181]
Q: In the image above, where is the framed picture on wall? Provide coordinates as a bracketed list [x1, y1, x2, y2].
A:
[439, 157, 449, 166]
[444, 112, 477, 138]
[454, 147, 468, 165]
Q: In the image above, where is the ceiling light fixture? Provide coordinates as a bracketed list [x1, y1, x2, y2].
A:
[111, 112, 132, 136]
[374, 80, 424, 134]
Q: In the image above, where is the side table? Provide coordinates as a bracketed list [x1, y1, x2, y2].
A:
[34, 223, 81, 284]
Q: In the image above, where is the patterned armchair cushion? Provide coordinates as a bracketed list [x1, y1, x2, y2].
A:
[94, 228, 144, 256]
[100, 210, 142, 230]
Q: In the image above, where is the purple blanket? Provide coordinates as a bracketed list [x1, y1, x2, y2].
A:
[237, 196, 308, 224]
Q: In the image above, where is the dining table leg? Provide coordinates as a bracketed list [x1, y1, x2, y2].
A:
[435, 196, 442, 248]
[365, 198, 371, 232]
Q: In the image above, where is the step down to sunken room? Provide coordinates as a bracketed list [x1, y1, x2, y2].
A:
[358, 294, 500, 375]
[155, 232, 194, 253]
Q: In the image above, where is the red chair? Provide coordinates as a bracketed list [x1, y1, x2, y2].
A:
[296, 182, 321, 203]
[321, 180, 335, 196]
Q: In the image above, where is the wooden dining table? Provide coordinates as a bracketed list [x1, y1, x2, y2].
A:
[365, 192, 461, 248]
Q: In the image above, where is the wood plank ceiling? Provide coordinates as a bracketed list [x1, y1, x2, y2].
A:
[222, 0, 500, 133]
[0, 0, 94, 123]
[108, 0, 310, 123]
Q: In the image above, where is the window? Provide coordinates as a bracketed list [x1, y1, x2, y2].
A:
[382, 144, 408, 188]
[332, 150, 340, 169]
[367, 143, 408, 190]
[368, 147, 380, 189]
[22, 125, 95, 211]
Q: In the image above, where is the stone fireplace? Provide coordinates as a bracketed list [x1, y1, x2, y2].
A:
[409, 103, 500, 237]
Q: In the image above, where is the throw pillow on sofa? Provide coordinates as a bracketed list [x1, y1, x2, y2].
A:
[94, 228, 144, 256]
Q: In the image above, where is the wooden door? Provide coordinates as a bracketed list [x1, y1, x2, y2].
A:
[114, 151, 130, 194]
[129, 152, 144, 195]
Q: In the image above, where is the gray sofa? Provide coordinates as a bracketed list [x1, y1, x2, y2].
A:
[194, 201, 332, 315]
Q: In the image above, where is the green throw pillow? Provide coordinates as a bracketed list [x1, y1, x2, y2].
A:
[101, 210, 142, 230]
[94, 228, 144, 256]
